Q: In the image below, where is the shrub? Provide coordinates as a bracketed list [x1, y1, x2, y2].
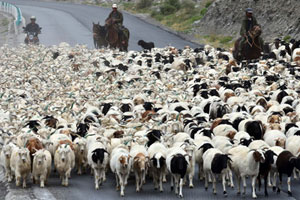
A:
[165, 0, 181, 10]
[136, 0, 152, 9]
[283, 35, 291, 42]
[160, 4, 177, 15]
[220, 36, 233, 44]
[205, 1, 213, 8]
[181, 0, 196, 12]
[200, 7, 208, 16]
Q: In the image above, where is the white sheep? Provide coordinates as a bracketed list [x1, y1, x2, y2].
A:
[263, 130, 286, 148]
[248, 140, 270, 150]
[130, 144, 149, 192]
[32, 149, 52, 187]
[0, 142, 17, 182]
[229, 145, 265, 198]
[74, 137, 87, 175]
[202, 147, 232, 196]
[87, 140, 109, 190]
[148, 142, 167, 192]
[110, 146, 132, 197]
[194, 135, 213, 180]
[166, 147, 189, 198]
[54, 144, 75, 186]
[10, 147, 31, 188]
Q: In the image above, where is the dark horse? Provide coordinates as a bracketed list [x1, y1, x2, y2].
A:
[233, 25, 263, 62]
[105, 18, 130, 51]
[93, 22, 108, 49]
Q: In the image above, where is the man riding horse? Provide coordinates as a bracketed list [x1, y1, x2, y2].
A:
[105, 4, 127, 40]
[237, 8, 264, 57]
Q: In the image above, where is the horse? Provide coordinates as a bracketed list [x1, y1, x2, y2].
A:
[92, 22, 108, 49]
[105, 18, 130, 51]
[233, 25, 263, 62]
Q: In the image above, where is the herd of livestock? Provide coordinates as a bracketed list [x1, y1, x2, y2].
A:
[0, 39, 300, 199]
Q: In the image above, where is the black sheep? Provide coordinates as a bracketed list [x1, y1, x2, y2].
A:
[138, 40, 155, 51]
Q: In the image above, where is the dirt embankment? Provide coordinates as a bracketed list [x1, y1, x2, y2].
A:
[192, 0, 300, 42]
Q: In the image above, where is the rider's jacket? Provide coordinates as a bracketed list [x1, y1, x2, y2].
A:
[106, 10, 123, 26]
[24, 23, 40, 33]
[240, 16, 258, 36]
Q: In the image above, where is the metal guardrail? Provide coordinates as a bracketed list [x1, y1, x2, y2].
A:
[0, 1, 25, 35]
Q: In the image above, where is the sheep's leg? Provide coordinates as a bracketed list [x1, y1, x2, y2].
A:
[264, 175, 268, 197]
[153, 172, 158, 190]
[293, 169, 298, 179]
[77, 160, 82, 175]
[102, 167, 106, 182]
[16, 174, 21, 187]
[252, 175, 257, 199]
[170, 175, 174, 191]
[175, 176, 179, 195]
[198, 162, 204, 180]
[242, 176, 246, 196]
[272, 172, 277, 192]
[120, 175, 125, 197]
[277, 173, 282, 194]
[204, 171, 208, 190]
[115, 173, 120, 190]
[236, 175, 241, 195]
[6, 169, 12, 182]
[189, 171, 194, 188]
[135, 171, 140, 192]
[267, 173, 272, 187]
[228, 169, 234, 188]
[287, 176, 292, 196]
[22, 175, 27, 188]
[124, 172, 129, 186]
[163, 169, 167, 182]
[159, 172, 164, 192]
[40, 174, 45, 188]
[208, 172, 212, 183]
[212, 173, 217, 195]
[65, 174, 69, 187]
[179, 178, 184, 198]
[222, 173, 227, 196]
[94, 168, 99, 190]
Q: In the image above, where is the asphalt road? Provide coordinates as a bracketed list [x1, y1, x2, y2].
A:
[5, 0, 200, 50]
[6, 167, 299, 200]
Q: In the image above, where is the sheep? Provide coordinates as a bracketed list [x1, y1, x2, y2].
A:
[233, 131, 252, 146]
[263, 130, 286, 148]
[10, 147, 31, 188]
[148, 142, 167, 192]
[87, 141, 109, 190]
[200, 143, 232, 196]
[54, 143, 75, 186]
[74, 137, 87, 175]
[228, 145, 265, 198]
[48, 133, 72, 156]
[257, 149, 277, 197]
[248, 140, 270, 150]
[110, 146, 132, 197]
[238, 119, 264, 140]
[130, 144, 149, 192]
[137, 40, 155, 51]
[0, 142, 17, 182]
[276, 150, 300, 196]
[194, 136, 213, 180]
[173, 140, 196, 188]
[212, 124, 237, 139]
[269, 146, 284, 190]
[32, 149, 52, 187]
[166, 147, 189, 198]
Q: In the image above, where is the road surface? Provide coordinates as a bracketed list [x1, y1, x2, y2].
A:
[5, 0, 200, 50]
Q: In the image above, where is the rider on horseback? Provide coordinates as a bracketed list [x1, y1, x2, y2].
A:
[238, 8, 263, 56]
[106, 4, 126, 39]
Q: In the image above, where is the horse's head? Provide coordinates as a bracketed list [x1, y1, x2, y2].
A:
[250, 25, 262, 38]
[105, 18, 114, 27]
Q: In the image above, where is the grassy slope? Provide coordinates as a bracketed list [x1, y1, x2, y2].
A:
[95, 0, 234, 49]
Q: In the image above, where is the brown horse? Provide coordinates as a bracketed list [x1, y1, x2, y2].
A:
[92, 22, 108, 49]
[233, 25, 263, 61]
[105, 18, 129, 51]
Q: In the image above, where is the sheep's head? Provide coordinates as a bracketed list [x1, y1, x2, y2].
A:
[3, 145, 12, 159]
[119, 154, 130, 168]
[18, 148, 29, 163]
[57, 144, 71, 163]
[75, 139, 86, 154]
[34, 150, 46, 165]
[275, 138, 285, 148]
[133, 153, 147, 171]
[252, 150, 265, 163]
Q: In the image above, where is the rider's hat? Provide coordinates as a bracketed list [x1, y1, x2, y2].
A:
[112, 4, 117, 8]
[246, 8, 253, 13]
[30, 16, 36, 20]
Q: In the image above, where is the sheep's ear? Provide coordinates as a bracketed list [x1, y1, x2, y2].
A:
[290, 157, 297, 165]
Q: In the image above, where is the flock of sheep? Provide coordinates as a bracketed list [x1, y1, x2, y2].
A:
[0, 39, 300, 199]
